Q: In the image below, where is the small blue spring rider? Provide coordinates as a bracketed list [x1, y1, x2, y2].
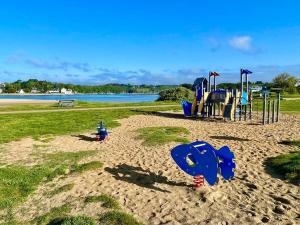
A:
[96, 121, 108, 142]
[171, 141, 235, 188]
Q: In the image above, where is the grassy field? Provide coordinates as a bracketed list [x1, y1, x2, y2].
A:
[0, 151, 102, 209]
[281, 92, 300, 98]
[0, 106, 180, 144]
[136, 126, 190, 146]
[265, 140, 299, 185]
[265, 151, 299, 185]
[1, 98, 299, 115]
[0, 100, 177, 112]
[252, 99, 300, 114]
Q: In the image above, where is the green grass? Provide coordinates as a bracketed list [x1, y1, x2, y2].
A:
[0, 151, 99, 209]
[252, 99, 300, 114]
[281, 92, 300, 98]
[98, 211, 144, 225]
[32, 203, 72, 225]
[265, 151, 300, 184]
[136, 126, 190, 146]
[0, 106, 180, 144]
[49, 183, 75, 197]
[47, 216, 97, 225]
[0, 100, 177, 112]
[85, 194, 120, 209]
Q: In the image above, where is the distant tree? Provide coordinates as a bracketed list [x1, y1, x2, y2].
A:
[4, 84, 17, 93]
[180, 83, 193, 90]
[273, 73, 299, 93]
[217, 83, 239, 89]
[157, 87, 194, 102]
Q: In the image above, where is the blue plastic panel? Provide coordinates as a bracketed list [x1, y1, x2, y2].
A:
[171, 141, 218, 185]
[214, 146, 236, 180]
[171, 141, 236, 186]
[181, 100, 192, 117]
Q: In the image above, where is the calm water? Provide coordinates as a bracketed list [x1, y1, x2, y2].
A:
[0, 94, 159, 102]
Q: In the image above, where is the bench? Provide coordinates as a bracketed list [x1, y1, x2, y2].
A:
[58, 99, 75, 107]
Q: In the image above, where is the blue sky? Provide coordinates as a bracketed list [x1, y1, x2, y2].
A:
[1, 0, 300, 85]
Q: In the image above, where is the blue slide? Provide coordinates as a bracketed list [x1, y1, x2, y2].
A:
[181, 100, 192, 117]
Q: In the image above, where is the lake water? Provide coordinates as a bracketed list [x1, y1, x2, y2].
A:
[0, 94, 159, 102]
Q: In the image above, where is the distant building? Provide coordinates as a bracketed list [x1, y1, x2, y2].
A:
[260, 87, 270, 97]
[18, 89, 25, 94]
[60, 88, 73, 95]
[48, 89, 60, 94]
[250, 86, 262, 93]
[31, 87, 40, 93]
[0, 83, 4, 94]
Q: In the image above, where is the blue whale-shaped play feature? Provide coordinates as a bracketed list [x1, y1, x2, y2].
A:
[171, 141, 235, 186]
[171, 141, 218, 185]
[214, 146, 236, 180]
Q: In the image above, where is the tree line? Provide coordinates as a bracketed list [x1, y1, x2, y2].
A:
[1, 73, 299, 94]
[181, 73, 299, 94]
[1, 79, 177, 94]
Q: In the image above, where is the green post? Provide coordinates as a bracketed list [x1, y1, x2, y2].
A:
[263, 93, 266, 125]
[276, 92, 280, 122]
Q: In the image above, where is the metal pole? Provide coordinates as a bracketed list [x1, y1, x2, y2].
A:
[234, 89, 237, 122]
[245, 74, 249, 101]
[213, 75, 216, 91]
[272, 100, 276, 123]
[208, 73, 211, 92]
[263, 93, 266, 125]
[244, 103, 247, 121]
[276, 92, 280, 122]
[250, 92, 252, 120]
[240, 69, 243, 94]
[256, 100, 258, 121]
[240, 70, 243, 122]
[267, 100, 271, 124]
[234, 93, 237, 122]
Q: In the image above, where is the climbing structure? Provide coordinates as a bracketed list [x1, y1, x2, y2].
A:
[181, 69, 253, 121]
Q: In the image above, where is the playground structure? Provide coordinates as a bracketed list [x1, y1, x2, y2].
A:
[262, 92, 280, 125]
[181, 69, 280, 125]
[171, 141, 236, 188]
[96, 121, 108, 142]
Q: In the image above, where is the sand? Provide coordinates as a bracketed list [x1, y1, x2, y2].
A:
[0, 113, 299, 224]
[0, 99, 56, 105]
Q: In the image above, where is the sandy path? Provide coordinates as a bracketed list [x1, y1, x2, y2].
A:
[0, 99, 56, 105]
[1, 113, 299, 224]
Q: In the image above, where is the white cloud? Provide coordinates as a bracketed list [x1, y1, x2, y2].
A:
[229, 36, 255, 53]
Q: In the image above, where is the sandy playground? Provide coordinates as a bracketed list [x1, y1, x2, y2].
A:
[0, 113, 299, 225]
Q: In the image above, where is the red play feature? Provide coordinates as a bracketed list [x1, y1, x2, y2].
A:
[209, 71, 220, 77]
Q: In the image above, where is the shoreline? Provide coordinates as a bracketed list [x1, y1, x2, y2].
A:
[0, 92, 159, 96]
[0, 99, 57, 105]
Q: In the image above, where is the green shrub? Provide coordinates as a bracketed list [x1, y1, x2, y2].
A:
[47, 216, 97, 225]
[157, 87, 194, 102]
[32, 204, 72, 225]
[98, 211, 144, 225]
